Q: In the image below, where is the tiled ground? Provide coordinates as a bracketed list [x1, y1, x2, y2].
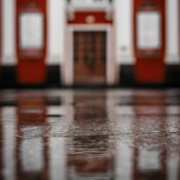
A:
[0, 89, 180, 179]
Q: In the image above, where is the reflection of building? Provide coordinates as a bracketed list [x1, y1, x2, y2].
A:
[0, 91, 180, 179]
[133, 147, 167, 180]
[67, 136, 114, 179]
[114, 90, 180, 180]
[133, 92, 167, 180]
[67, 92, 115, 179]
[0, 92, 68, 179]
[0, 0, 180, 87]
[16, 95, 49, 179]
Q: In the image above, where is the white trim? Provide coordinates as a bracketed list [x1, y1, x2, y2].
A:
[67, 0, 113, 11]
[62, 24, 117, 86]
[67, 6, 113, 12]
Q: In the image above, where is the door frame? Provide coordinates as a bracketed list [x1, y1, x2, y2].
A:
[62, 24, 117, 86]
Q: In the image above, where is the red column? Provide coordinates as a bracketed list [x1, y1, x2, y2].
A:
[133, 0, 166, 83]
[16, 0, 47, 84]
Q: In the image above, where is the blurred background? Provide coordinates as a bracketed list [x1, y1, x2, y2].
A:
[0, 0, 179, 88]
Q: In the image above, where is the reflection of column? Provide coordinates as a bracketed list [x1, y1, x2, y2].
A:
[179, 157, 180, 180]
[116, 143, 133, 180]
[46, 91, 68, 180]
[133, 91, 167, 180]
[1, 107, 17, 180]
[49, 138, 66, 180]
[165, 103, 180, 180]
[167, 151, 180, 180]
[63, 90, 74, 125]
[67, 91, 115, 179]
[112, 90, 133, 179]
[0, 107, 3, 179]
[48, 90, 74, 135]
[16, 94, 49, 180]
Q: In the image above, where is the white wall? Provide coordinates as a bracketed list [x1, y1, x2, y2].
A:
[47, 0, 65, 65]
[2, 0, 16, 65]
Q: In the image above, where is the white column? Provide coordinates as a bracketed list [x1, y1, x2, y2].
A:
[114, 0, 134, 65]
[47, 0, 65, 65]
[2, 0, 16, 65]
[165, 0, 179, 64]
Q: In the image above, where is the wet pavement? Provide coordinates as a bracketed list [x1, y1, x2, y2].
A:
[0, 89, 180, 180]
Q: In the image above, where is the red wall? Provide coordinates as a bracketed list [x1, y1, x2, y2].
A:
[133, 0, 166, 83]
[16, 0, 47, 84]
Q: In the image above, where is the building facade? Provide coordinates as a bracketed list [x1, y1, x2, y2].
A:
[0, 0, 180, 87]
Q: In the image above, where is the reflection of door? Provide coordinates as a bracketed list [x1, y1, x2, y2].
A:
[74, 31, 106, 85]
[67, 93, 114, 179]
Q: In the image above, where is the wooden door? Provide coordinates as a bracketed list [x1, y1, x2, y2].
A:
[74, 31, 106, 85]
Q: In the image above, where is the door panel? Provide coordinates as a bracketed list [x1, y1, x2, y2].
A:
[74, 31, 106, 85]
[133, 0, 165, 83]
[16, 0, 47, 84]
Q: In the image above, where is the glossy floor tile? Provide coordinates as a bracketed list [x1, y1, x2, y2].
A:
[0, 89, 179, 179]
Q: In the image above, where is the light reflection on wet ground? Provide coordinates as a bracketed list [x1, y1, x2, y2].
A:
[0, 89, 180, 179]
